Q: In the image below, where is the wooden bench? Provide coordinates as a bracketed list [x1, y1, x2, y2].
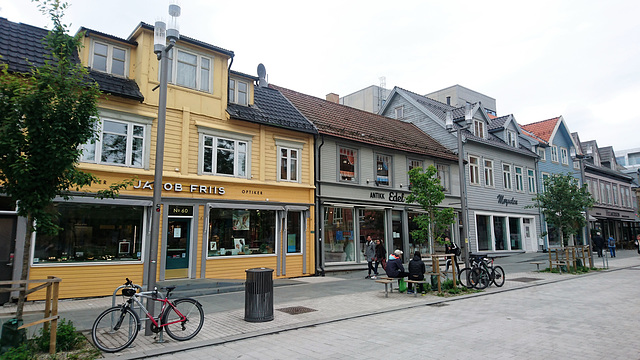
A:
[405, 279, 428, 297]
[530, 261, 546, 271]
[375, 278, 394, 297]
[550, 260, 568, 273]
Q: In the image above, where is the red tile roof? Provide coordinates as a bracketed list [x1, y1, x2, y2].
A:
[273, 85, 457, 162]
[521, 117, 560, 143]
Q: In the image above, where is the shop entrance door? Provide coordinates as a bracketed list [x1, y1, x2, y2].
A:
[0, 216, 17, 304]
[165, 218, 190, 279]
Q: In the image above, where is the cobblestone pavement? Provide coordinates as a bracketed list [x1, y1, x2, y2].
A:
[2, 250, 638, 359]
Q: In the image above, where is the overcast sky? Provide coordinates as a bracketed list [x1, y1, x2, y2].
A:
[2, 0, 639, 151]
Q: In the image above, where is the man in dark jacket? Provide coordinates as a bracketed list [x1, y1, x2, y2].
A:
[385, 250, 409, 291]
[408, 251, 426, 294]
[592, 232, 605, 257]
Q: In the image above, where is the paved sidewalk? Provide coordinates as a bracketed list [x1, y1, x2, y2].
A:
[1, 250, 637, 359]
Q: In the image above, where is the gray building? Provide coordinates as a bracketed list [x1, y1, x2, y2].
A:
[381, 87, 541, 253]
[425, 84, 497, 116]
[338, 85, 391, 114]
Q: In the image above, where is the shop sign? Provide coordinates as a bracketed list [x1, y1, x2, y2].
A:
[169, 205, 193, 216]
[133, 180, 225, 195]
[369, 191, 406, 203]
[497, 194, 518, 206]
[606, 211, 620, 217]
[370, 192, 385, 199]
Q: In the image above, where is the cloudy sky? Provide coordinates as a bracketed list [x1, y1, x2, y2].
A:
[2, 0, 639, 150]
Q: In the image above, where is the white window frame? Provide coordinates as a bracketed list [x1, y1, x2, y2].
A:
[198, 128, 252, 178]
[527, 169, 536, 193]
[338, 146, 358, 183]
[375, 153, 392, 187]
[514, 166, 524, 192]
[560, 147, 569, 165]
[484, 159, 494, 187]
[166, 48, 213, 93]
[474, 120, 485, 138]
[436, 163, 450, 192]
[90, 40, 128, 77]
[229, 78, 249, 105]
[469, 155, 480, 185]
[81, 111, 151, 169]
[612, 184, 619, 206]
[276, 139, 303, 183]
[507, 130, 517, 147]
[395, 106, 404, 120]
[537, 148, 546, 161]
[408, 159, 423, 172]
[502, 163, 512, 191]
[551, 145, 559, 163]
[541, 172, 550, 193]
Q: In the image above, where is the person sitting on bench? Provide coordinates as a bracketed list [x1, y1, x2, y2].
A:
[385, 250, 409, 291]
[408, 251, 426, 294]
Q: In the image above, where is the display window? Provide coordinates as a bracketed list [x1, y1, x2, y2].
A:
[208, 208, 276, 256]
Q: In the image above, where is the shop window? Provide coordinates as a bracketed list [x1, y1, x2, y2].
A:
[469, 156, 480, 185]
[493, 216, 508, 250]
[34, 202, 144, 264]
[339, 147, 358, 182]
[286, 211, 302, 253]
[476, 214, 491, 251]
[515, 166, 524, 192]
[484, 159, 494, 187]
[229, 79, 248, 105]
[81, 118, 148, 168]
[202, 135, 248, 177]
[166, 48, 212, 93]
[91, 41, 127, 77]
[208, 208, 275, 256]
[323, 206, 355, 263]
[375, 154, 391, 186]
[503, 163, 512, 190]
[509, 217, 522, 250]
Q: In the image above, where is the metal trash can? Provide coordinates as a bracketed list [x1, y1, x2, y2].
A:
[244, 268, 274, 322]
[1, 318, 26, 353]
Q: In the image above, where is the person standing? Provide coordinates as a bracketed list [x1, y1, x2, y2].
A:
[408, 251, 426, 294]
[593, 232, 605, 257]
[373, 239, 386, 278]
[443, 236, 460, 275]
[364, 236, 376, 279]
[607, 236, 616, 258]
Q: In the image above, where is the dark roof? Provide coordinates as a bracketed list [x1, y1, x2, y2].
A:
[226, 86, 317, 135]
[230, 69, 258, 81]
[273, 85, 458, 162]
[488, 115, 509, 131]
[0, 18, 143, 102]
[78, 26, 137, 46]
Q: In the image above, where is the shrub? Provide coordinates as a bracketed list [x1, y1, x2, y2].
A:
[0, 343, 34, 360]
[34, 319, 83, 353]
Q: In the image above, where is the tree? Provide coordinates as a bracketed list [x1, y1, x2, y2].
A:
[528, 173, 594, 247]
[405, 166, 456, 254]
[0, 0, 126, 319]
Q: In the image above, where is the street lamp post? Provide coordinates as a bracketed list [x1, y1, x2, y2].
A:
[571, 147, 594, 267]
[445, 105, 473, 268]
[146, 4, 180, 336]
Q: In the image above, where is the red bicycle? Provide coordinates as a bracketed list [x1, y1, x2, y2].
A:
[91, 278, 204, 352]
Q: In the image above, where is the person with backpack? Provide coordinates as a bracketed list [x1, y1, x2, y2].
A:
[608, 236, 616, 258]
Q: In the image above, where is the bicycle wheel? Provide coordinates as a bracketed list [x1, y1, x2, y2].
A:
[468, 267, 490, 289]
[162, 298, 204, 341]
[92, 306, 139, 353]
[458, 267, 473, 288]
[492, 266, 505, 287]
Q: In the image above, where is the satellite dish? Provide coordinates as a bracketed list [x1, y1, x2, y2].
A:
[257, 63, 268, 87]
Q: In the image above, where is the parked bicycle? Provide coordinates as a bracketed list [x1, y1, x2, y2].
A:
[458, 254, 505, 289]
[91, 278, 205, 353]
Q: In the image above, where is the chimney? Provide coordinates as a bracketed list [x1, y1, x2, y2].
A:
[326, 93, 339, 103]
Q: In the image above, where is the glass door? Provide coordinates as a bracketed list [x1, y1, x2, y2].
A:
[165, 218, 190, 279]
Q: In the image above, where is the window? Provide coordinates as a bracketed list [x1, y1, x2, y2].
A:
[376, 154, 391, 186]
[484, 159, 494, 187]
[503, 164, 512, 190]
[81, 118, 148, 168]
[408, 159, 423, 172]
[537, 148, 546, 161]
[339, 147, 358, 182]
[600, 182, 609, 204]
[436, 164, 450, 192]
[515, 166, 524, 192]
[208, 208, 275, 257]
[541, 172, 550, 192]
[612, 184, 619, 206]
[551, 146, 559, 162]
[560, 147, 569, 165]
[590, 179, 600, 203]
[34, 202, 144, 264]
[469, 156, 480, 185]
[624, 187, 631, 208]
[286, 211, 302, 253]
[507, 130, 517, 147]
[474, 120, 485, 138]
[395, 106, 404, 119]
[527, 169, 536, 193]
[229, 79, 248, 105]
[201, 133, 249, 178]
[279, 147, 299, 182]
[91, 41, 127, 77]
[167, 48, 212, 92]
[573, 159, 580, 170]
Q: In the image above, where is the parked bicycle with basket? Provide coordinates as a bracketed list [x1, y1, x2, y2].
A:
[91, 278, 204, 353]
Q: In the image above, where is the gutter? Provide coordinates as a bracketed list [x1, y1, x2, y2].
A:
[315, 134, 325, 276]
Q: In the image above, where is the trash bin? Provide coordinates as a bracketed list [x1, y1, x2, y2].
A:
[244, 268, 274, 322]
[1, 318, 26, 354]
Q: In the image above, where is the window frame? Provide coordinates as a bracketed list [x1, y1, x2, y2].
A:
[502, 163, 512, 191]
[551, 145, 559, 163]
[276, 139, 303, 183]
[375, 153, 392, 187]
[338, 146, 359, 183]
[408, 159, 423, 172]
[395, 106, 404, 120]
[198, 128, 252, 178]
[537, 147, 546, 161]
[90, 40, 128, 77]
[560, 147, 569, 165]
[436, 163, 450, 193]
[612, 184, 619, 206]
[166, 47, 213, 93]
[541, 172, 550, 193]
[229, 78, 249, 105]
[507, 130, 517, 147]
[527, 169, 536, 193]
[474, 119, 485, 138]
[469, 155, 480, 185]
[514, 166, 524, 192]
[483, 159, 494, 187]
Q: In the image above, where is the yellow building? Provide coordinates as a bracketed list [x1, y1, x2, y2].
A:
[1, 19, 317, 300]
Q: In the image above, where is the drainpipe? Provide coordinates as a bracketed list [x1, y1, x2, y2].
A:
[534, 155, 545, 252]
[315, 134, 325, 276]
[227, 54, 235, 103]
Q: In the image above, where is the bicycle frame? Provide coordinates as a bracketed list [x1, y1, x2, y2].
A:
[124, 290, 186, 329]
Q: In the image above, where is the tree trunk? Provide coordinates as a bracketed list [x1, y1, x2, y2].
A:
[15, 214, 33, 320]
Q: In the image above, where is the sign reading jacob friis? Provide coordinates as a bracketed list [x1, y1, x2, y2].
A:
[133, 180, 225, 195]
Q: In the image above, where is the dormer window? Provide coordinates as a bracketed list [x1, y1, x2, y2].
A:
[395, 106, 404, 120]
[91, 41, 127, 77]
[229, 79, 248, 105]
[474, 119, 485, 138]
[507, 130, 517, 147]
[166, 48, 212, 93]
